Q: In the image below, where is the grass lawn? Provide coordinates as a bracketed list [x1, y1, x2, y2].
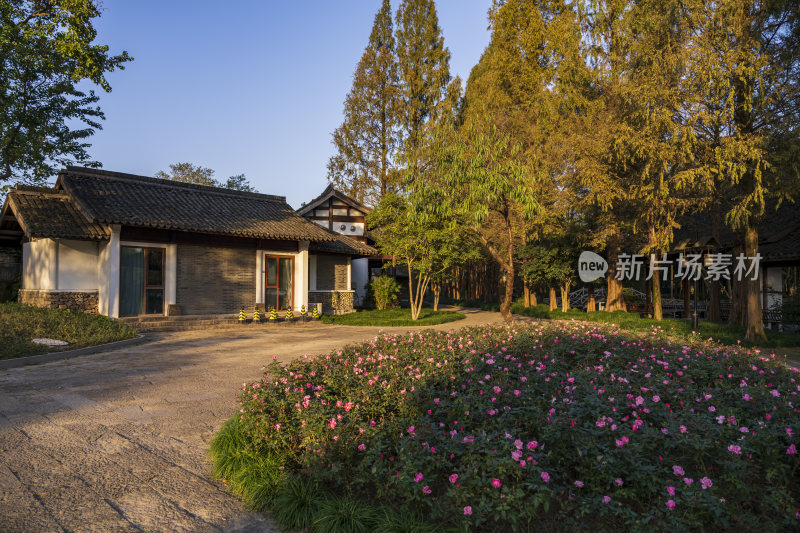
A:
[0, 302, 138, 359]
[512, 302, 800, 348]
[212, 322, 800, 531]
[320, 307, 465, 326]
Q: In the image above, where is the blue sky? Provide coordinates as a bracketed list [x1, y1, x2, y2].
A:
[83, 1, 491, 207]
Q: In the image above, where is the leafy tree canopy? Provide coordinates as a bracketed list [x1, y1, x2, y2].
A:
[0, 0, 132, 188]
[155, 162, 257, 192]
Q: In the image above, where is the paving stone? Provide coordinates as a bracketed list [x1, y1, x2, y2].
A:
[0, 311, 502, 532]
[110, 486, 219, 532]
[0, 464, 63, 532]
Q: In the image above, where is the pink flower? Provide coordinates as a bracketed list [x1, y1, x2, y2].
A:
[491, 478, 502, 488]
[728, 444, 742, 455]
[414, 473, 423, 482]
[514, 439, 523, 449]
[357, 444, 366, 451]
[700, 477, 713, 490]
[422, 485, 431, 494]
[328, 418, 337, 429]
[683, 478, 693, 485]
[574, 480, 584, 488]
[666, 499, 676, 510]
[527, 440, 538, 450]
[667, 486, 675, 496]
[652, 395, 660, 402]
[464, 506, 472, 516]
[602, 495, 611, 504]
[770, 389, 780, 397]
[511, 450, 522, 461]
[541, 472, 550, 482]
[787, 444, 797, 455]
[449, 474, 458, 483]
[275, 424, 281, 431]
[514, 390, 521, 396]
[672, 465, 685, 476]
[615, 478, 623, 486]
[408, 426, 415, 434]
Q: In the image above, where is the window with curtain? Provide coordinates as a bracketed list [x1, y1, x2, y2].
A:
[120, 246, 164, 316]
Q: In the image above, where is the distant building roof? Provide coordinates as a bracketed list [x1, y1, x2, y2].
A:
[672, 200, 800, 264]
[297, 183, 372, 216]
[310, 231, 377, 256]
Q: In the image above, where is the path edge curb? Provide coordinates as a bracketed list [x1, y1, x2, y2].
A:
[0, 334, 150, 370]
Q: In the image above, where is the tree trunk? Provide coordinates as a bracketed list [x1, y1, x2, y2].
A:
[729, 242, 746, 326]
[606, 227, 625, 311]
[549, 287, 557, 311]
[645, 278, 652, 317]
[432, 281, 441, 311]
[587, 285, 596, 312]
[530, 290, 538, 307]
[708, 279, 721, 322]
[681, 277, 690, 319]
[499, 265, 514, 324]
[652, 275, 662, 320]
[524, 281, 531, 308]
[561, 281, 571, 312]
[744, 226, 766, 342]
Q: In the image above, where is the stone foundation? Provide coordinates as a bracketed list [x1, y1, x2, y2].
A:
[308, 290, 355, 315]
[18, 289, 98, 315]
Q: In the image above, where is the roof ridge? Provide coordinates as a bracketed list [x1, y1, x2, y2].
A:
[62, 166, 287, 203]
[12, 185, 63, 195]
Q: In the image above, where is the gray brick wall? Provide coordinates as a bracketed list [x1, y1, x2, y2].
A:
[316, 255, 348, 290]
[177, 245, 255, 314]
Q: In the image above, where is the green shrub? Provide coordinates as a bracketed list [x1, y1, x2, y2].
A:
[320, 308, 464, 326]
[368, 276, 401, 310]
[510, 302, 800, 348]
[0, 302, 138, 359]
[271, 478, 329, 531]
[215, 323, 800, 531]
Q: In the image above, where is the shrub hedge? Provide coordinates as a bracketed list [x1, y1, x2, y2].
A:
[212, 323, 800, 532]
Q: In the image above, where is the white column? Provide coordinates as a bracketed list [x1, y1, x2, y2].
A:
[98, 225, 121, 318]
[309, 254, 317, 291]
[297, 241, 309, 311]
[255, 250, 264, 304]
[165, 244, 177, 314]
[347, 256, 352, 290]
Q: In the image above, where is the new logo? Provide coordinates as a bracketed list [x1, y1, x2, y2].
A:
[578, 251, 608, 282]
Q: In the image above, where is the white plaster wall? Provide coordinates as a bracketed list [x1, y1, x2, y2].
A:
[297, 241, 309, 311]
[352, 257, 369, 303]
[57, 240, 99, 290]
[98, 225, 121, 318]
[22, 238, 57, 290]
[309, 254, 317, 291]
[331, 221, 364, 237]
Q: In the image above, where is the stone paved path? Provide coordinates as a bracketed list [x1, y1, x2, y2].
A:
[0, 309, 502, 532]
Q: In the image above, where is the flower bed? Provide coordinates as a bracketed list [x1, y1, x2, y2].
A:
[212, 322, 800, 531]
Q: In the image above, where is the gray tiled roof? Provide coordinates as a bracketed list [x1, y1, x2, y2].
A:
[310, 231, 377, 256]
[56, 167, 336, 242]
[673, 200, 800, 262]
[7, 188, 109, 240]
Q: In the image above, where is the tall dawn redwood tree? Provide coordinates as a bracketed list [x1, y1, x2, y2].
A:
[679, 0, 800, 341]
[395, 0, 451, 173]
[327, 0, 400, 206]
